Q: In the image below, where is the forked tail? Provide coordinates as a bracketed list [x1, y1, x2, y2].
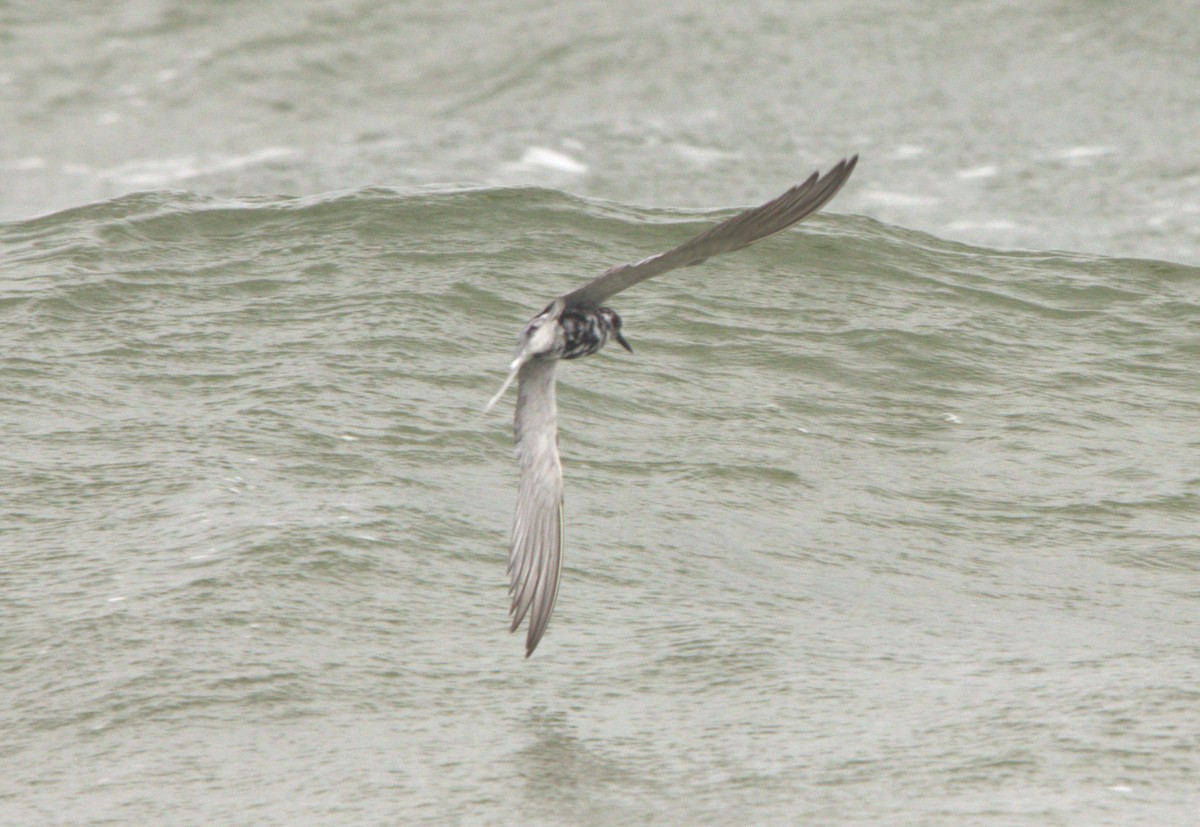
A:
[484, 358, 523, 412]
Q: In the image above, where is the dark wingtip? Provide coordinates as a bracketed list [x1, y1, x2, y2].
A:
[513, 626, 538, 658]
[823, 154, 859, 183]
[840, 154, 860, 181]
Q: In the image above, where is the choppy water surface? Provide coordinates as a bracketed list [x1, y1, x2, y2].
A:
[5, 186, 1198, 825]
[3, 2, 1199, 825]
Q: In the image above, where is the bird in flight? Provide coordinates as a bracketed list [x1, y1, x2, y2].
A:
[486, 156, 858, 656]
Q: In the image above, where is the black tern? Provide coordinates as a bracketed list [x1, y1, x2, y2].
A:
[486, 156, 858, 656]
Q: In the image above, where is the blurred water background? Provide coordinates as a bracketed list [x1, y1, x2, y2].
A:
[2, 2, 1198, 825]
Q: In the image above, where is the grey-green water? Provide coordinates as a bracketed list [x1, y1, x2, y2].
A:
[3, 2, 1199, 825]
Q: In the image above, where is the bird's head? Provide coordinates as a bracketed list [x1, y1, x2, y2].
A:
[596, 307, 633, 353]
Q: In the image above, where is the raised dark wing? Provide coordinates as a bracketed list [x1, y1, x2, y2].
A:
[561, 155, 857, 310]
[508, 357, 565, 657]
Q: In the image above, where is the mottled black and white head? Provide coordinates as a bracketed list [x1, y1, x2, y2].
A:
[560, 306, 633, 360]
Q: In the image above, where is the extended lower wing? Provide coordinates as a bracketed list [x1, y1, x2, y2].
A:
[508, 358, 565, 657]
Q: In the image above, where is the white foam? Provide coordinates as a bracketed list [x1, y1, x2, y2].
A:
[1054, 145, 1116, 160]
[889, 144, 928, 160]
[97, 147, 296, 186]
[671, 144, 740, 166]
[946, 219, 1018, 231]
[956, 165, 998, 179]
[514, 146, 587, 174]
[861, 190, 939, 207]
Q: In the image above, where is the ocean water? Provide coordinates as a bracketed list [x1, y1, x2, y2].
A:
[3, 2, 1199, 826]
